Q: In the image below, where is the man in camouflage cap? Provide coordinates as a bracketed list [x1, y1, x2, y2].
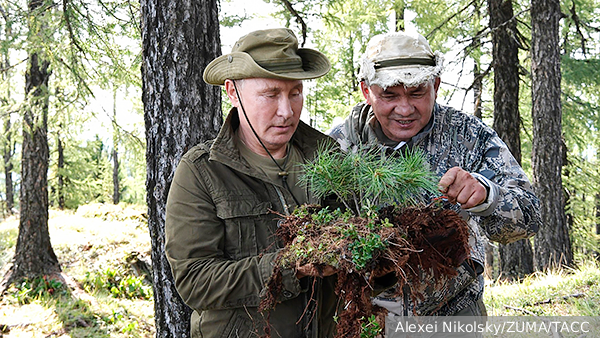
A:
[329, 31, 541, 327]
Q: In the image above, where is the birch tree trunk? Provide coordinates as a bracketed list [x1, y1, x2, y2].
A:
[141, 0, 222, 336]
[531, 0, 573, 270]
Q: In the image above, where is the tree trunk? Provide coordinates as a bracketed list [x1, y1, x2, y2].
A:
[2, 9, 14, 215]
[473, 60, 483, 120]
[112, 89, 120, 205]
[140, 0, 222, 336]
[57, 129, 65, 210]
[3, 117, 14, 214]
[531, 0, 572, 270]
[473, 0, 483, 119]
[484, 241, 495, 280]
[489, 0, 534, 280]
[112, 147, 119, 204]
[2, 0, 60, 287]
[394, 0, 405, 32]
[595, 193, 600, 261]
[499, 241, 534, 280]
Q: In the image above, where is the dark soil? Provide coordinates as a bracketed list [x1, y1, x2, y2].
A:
[260, 204, 471, 337]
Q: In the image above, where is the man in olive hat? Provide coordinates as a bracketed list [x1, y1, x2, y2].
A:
[330, 31, 541, 329]
[165, 28, 339, 337]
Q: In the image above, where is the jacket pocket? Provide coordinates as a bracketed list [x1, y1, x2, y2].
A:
[222, 313, 253, 338]
[215, 194, 272, 260]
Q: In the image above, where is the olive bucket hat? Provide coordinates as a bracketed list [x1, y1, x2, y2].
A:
[203, 28, 331, 86]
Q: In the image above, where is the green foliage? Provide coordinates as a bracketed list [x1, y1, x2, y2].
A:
[301, 143, 439, 215]
[361, 314, 383, 338]
[348, 232, 386, 270]
[485, 260, 600, 316]
[264, 0, 390, 130]
[48, 136, 112, 208]
[0, 207, 154, 336]
[559, 0, 600, 263]
[311, 206, 337, 225]
[0, 227, 17, 268]
[219, 0, 251, 28]
[76, 202, 148, 224]
[284, 204, 392, 271]
[13, 277, 67, 304]
[82, 267, 152, 300]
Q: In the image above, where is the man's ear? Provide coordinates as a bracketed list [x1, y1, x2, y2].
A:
[224, 79, 239, 106]
[433, 77, 441, 96]
[360, 81, 371, 105]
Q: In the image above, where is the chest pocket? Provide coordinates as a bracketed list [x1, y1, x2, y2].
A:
[215, 194, 276, 260]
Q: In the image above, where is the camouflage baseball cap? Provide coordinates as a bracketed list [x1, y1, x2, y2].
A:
[203, 28, 331, 85]
[358, 31, 444, 89]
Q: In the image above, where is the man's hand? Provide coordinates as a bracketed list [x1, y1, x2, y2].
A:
[438, 167, 487, 209]
[296, 263, 337, 279]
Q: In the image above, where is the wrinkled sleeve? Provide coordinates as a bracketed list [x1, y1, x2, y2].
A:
[468, 136, 541, 244]
[165, 158, 301, 311]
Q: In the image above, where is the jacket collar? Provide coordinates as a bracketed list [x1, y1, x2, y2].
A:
[346, 102, 438, 151]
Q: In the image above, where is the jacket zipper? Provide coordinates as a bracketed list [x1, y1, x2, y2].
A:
[274, 185, 291, 216]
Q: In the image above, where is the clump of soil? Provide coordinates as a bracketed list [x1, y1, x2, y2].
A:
[260, 203, 470, 337]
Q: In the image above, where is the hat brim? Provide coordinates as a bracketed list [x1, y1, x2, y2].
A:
[203, 48, 331, 86]
[371, 65, 441, 89]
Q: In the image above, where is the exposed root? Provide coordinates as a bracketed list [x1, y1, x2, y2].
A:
[261, 204, 471, 337]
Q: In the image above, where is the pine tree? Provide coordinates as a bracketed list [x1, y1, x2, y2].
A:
[531, 0, 573, 270]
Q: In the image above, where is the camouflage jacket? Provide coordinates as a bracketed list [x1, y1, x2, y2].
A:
[328, 102, 541, 316]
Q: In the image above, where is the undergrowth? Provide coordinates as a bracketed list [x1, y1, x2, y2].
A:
[485, 260, 600, 316]
[0, 203, 154, 337]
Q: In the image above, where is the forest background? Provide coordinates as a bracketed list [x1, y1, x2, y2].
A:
[0, 0, 599, 337]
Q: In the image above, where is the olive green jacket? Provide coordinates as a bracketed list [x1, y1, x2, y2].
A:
[165, 109, 338, 338]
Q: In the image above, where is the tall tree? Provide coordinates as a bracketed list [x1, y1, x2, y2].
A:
[141, 0, 222, 336]
[489, 0, 534, 280]
[394, 0, 405, 32]
[560, 0, 600, 262]
[56, 127, 65, 209]
[2, 117, 14, 214]
[112, 89, 120, 205]
[1, 0, 61, 288]
[472, 0, 484, 119]
[531, 0, 573, 270]
[1, 2, 15, 214]
[596, 192, 600, 260]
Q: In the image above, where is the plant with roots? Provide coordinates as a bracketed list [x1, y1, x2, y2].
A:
[260, 144, 471, 338]
[300, 144, 439, 216]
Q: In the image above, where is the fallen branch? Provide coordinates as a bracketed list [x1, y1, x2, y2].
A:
[533, 293, 585, 306]
[0, 322, 33, 334]
[503, 304, 536, 316]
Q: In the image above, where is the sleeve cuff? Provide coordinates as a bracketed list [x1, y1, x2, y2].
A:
[258, 252, 301, 301]
[466, 173, 500, 216]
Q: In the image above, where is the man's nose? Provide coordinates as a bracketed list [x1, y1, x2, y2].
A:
[277, 97, 295, 118]
[394, 96, 413, 116]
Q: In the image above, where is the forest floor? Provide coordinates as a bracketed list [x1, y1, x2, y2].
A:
[0, 204, 598, 337]
[0, 204, 154, 338]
